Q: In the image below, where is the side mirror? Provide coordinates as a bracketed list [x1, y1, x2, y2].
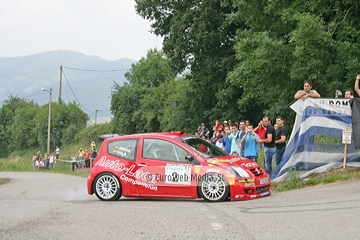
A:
[185, 155, 194, 162]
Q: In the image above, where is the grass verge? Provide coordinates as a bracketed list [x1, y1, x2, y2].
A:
[271, 167, 360, 192]
[0, 178, 11, 185]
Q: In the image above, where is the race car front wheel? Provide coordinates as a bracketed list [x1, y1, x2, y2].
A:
[199, 173, 229, 202]
[94, 173, 121, 201]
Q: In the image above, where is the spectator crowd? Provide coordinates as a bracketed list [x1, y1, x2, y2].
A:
[195, 117, 287, 176]
[31, 141, 98, 171]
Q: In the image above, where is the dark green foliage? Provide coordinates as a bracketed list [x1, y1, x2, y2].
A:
[0, 96, 32, 157]
[111, 49, 179, 134]
[136, 0, 241, 124]
[132, 0, 360, 133]
[0, 96, 89, 157]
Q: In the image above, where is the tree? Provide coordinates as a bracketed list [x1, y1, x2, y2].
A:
[33, 101, 88, 151]
[111, 49, 176, 134]
[135, 0, 241, 123]
[227, 0, 360, 126]
[0, 95, 31, 157]
[10, 103, 40, 150]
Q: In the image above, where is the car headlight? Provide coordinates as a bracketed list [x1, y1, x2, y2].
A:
[228, 166, 250, 178]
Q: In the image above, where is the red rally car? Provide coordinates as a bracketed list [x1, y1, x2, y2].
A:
[87, 131, 271, 202]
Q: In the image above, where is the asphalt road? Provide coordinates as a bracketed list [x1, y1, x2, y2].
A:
[1, 172, 360, 239]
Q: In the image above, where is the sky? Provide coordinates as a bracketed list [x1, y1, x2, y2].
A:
[0, 0, 163, 61]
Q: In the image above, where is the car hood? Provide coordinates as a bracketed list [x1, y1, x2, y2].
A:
[205, 156, 260, 170]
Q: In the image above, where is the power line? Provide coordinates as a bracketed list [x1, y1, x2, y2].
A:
[62, 66, 130, 72]
[22, 92, 44, 99]
[62, 70, 92, 113]
[61, 70, 111, 115]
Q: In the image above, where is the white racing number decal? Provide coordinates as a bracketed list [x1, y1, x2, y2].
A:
[165, 164, 191, 185]
[95, 156, 158, 191]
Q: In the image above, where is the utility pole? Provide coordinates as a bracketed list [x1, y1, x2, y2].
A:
[95, 110, 98, 125]
[41, 88, 52, 155]
[58, 65, 62, 104]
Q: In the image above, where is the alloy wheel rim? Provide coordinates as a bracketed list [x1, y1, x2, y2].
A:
[96, 175, 118, 199]
[202, 175, 226, 200]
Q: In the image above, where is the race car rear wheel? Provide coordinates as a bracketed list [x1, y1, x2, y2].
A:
[94, 173, 121, 201]
[199, 173, 229, 202]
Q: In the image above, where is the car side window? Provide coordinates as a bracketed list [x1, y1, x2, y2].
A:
[143, 138, 190, 163]
[107, 138, 138, 161]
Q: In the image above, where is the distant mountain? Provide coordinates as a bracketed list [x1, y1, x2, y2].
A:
[0, 50, 137, 123]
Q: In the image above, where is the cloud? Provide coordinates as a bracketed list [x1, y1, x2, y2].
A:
[0, 0, 163, 60]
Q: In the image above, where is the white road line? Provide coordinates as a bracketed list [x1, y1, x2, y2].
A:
[212, 222, 223, 231]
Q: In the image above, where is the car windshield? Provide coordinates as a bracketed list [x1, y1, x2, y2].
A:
[176, 136, 228, 158]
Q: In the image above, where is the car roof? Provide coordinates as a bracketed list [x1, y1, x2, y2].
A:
[100, 131, 193, 142]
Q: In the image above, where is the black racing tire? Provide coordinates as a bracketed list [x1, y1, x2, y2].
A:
[198, 173, 230, 202]
[94, 173, 121, 201]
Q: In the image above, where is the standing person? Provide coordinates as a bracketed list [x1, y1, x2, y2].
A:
[230, 125, 241, 155]
[355, 75, 360, 96]
[55, 146, 60, 160]
[235, 120, 246, 157]
[199, 123, 210, 139]
[90, 141, 96, 150]
[254, 120, 266, 152]
[78, 148, 84, 168]
[37, 151, 42, 162]
[213, 120, 224, 131]
[35, 157, 40, 170]
[210, 125, 220, 145]
[91, 148, 98, 164]
[240, 124, 261, 162]
[260, 116, 276, 176]
[45, 153, 50, 170]
[71, 154, 78, 171]
[84, 149, 91, 168]
[31, 154, 37, 170]
[222, 126, 232, 154]
[49, 154, 54, 170]
[275, 116, 287, 166]
[294, 79, 321, 100]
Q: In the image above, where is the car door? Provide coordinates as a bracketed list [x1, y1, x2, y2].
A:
[135, 137, 198, 197]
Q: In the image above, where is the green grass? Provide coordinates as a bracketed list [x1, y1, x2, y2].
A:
[0, 144, 96, 178]
[271, 171, 360, 192]
[0, 178, 11, 185]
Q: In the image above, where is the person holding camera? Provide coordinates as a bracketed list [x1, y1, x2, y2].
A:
[335, 89, 354, 99]
[221, 126, 233, 154]
[240, 124, 261, 162]
[235, 120, 247, 157]
[254, 120, 266, 151]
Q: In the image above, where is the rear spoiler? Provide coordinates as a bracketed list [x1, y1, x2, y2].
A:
[98, 134, 123, 141]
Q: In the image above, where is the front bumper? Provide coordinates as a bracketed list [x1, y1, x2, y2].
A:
[229, 178, 271, 200]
